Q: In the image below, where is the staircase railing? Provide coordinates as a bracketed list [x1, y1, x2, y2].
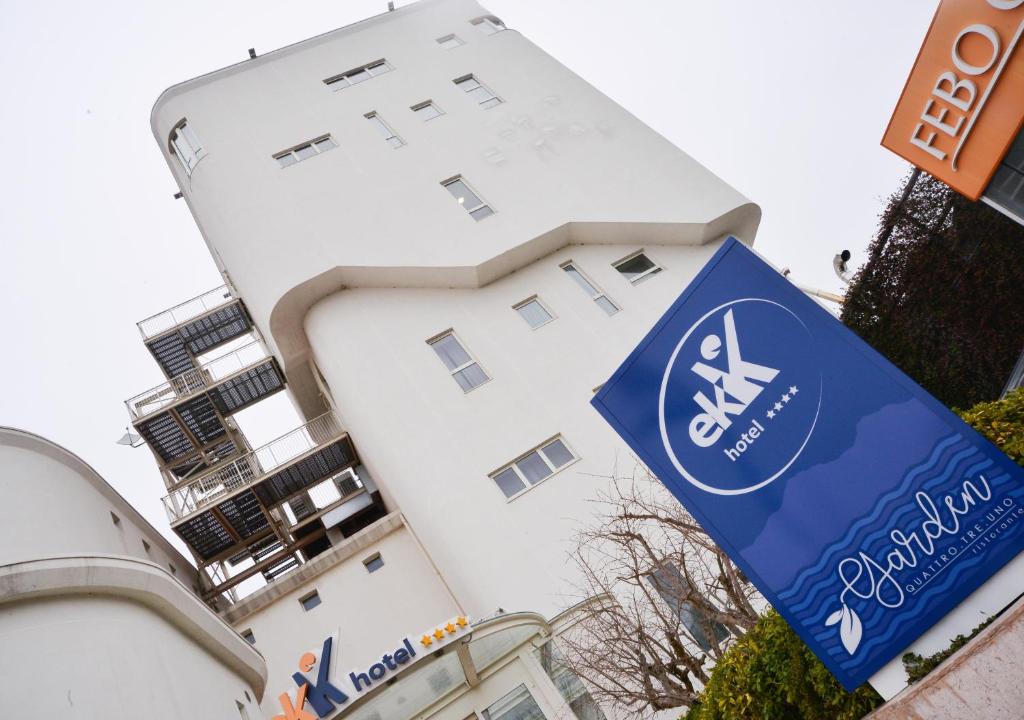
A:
[137, 285, 234, 340]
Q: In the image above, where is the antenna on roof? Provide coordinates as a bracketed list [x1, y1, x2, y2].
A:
[248, 48, 257, 59]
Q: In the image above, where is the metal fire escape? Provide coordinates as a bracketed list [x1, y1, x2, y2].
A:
[127, 285, 387, 605]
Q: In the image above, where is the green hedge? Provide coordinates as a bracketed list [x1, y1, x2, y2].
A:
[684, 390, 1024, 719]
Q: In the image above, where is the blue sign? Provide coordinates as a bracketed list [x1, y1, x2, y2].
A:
[591, 237, 1024, 689]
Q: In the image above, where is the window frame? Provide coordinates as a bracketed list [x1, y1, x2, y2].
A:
[436, 34, 464, 50]
[169, 119, 205, 176]
[323, 59, 393, 89]
[363, 552, 385, 573]
[453, 74, 503, 109]
[441, 175, 494, 221]
[613, 250, 662, 285]
[489, 436, 578, 501]
[299, 590, 322, 612]
[513, 296, 555, 329]
[411, 100, 445, 122]
[365, 112, 404, 148]
[560, 262, 620, 316]
[470, 16, 506, 35]
[427, 330, 491, 393]
[273, 135, 337, 168]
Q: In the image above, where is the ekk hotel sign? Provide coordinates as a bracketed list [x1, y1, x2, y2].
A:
[882, 0, 1024, 199]
[592, 239, 1024, 689]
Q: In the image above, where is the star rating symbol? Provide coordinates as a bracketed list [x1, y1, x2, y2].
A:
[790, 385, 799, 395]
[767, 409, 776, 419]
[456, 616, 468, 628]
[774, 401, 783, 412]
[782, 393, 791, 403]
[433, 628, 445, 641]
[421, 634, 433, 647]
[445, 622, 457, 634]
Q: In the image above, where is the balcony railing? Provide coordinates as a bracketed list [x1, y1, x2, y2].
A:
[137, 285, 234, 340]
[162, 412, 345, 522]
[125, 341, 269, 420]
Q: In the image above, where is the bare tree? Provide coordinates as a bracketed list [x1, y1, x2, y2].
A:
[558, 467, 760, 716]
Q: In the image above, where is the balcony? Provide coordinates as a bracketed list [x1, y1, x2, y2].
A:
[127, 341, 285, 470]
[137, 285, 254, 379]
[164, 413, 361, 560]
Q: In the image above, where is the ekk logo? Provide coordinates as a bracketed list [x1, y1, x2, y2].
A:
[659, 299, 821, 496]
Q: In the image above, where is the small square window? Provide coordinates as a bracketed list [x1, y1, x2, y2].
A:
[514, 298, 553, 329]
[295, 144, 318, 161]
[142, 539, 151, 555]
[241, 629, 256, 644]
[110, 512, 121, 526]
[299, 591, 322, 611]
[471, 16, 506, 35]
[614, 252, 661, 284]
[492, 467, 527, 498]
[437, 34, 464, 50]
[542, 439, 574, 468]
[363, 553, 385, 573]
[412, 101, 443, 121]
[276, 153, 298, 169]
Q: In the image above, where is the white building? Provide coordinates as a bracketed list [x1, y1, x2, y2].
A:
[134, 1, 761, 717]
[0, 427, 267, 720]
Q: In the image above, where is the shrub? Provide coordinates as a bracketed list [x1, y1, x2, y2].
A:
[684, 610, 881, 720]
[958, 387, 1024, 466]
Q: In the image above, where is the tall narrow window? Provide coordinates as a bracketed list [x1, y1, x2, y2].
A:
[490, 437, 576, 499]
[561, 263, 619, 315]
[436, 34, 464, 50]
[482, 685, 544, 720]
[442, 176, 493, 220]
[454, 75, 502, 109]
[646, 562, 730, 652]
[170, 120, 204, 175]
[365, 113, 404, 148]
[324, 59, 392, 89]
[535, 641, 608, 720]
[412, 100, 444, 121]
[471, 16, 506, 36]
[428, 332, 489, 391]
[614, 251, 661, 284]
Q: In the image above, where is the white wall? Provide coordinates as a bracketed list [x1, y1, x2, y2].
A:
[149, 0, 757, 416]
[233, 521, 461, 710]
[306, 240, 726, 620]
[0, 427, 195, 587]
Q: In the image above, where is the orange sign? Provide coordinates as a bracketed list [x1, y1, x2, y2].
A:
[882, 0, 1024, 199]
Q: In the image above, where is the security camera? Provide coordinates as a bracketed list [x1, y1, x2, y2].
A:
[833, 250, 852, 285]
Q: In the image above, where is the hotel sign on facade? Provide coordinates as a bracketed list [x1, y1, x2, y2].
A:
[882, 0, 1024, 202]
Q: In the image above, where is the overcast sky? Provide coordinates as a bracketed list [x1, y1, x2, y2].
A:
[0, 0, 936, 558]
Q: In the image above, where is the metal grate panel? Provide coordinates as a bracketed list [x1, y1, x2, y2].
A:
[138, 413, 194, 464]
[147, 332, 194, 379]
[176, 395, 228, 447]
[209, 360, 285, 414]
[181, 301, 253, 355]
[217, 491, 270, 540]
[254, 438, 356, 506]
[176, 511, 235, 560]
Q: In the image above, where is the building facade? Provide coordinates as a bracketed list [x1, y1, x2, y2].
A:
[137, 1, 761, 717]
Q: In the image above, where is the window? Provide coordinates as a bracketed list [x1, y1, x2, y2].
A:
[614, 251, 662, 284]
[561, 262, 619, 315]
[141, 539, 151, 555]
[514, 297, 553, 329]
[363, 552, 385, 573]
[274, 135, 337, 168]
[428, 332, 489, 392]
[170, 120, 204, 175]
[241, 629, 256, 644]
[490, 437, 576, 499]
[535, 641, 608, 720]
[436, 34, 464, 50]
[470, 16, 506, 36]
[454, 75, 502, 109]
[169, 564, 177, 576]
[299, 590, 322, 611]
[412, 100, 444, 121]
[646, 562, 730, 652]
[110, 512, 121, 527]
[324, 59, 392, 89]
[365, 112, 404, 148]
[482, 685, 544, 720]
[442, 176, 494, 221]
